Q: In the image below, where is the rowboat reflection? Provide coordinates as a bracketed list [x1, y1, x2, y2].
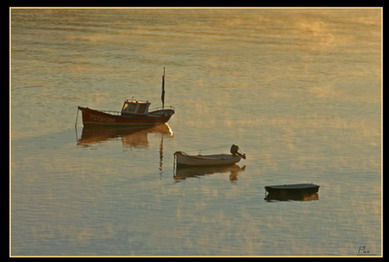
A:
[174, 164, 246, 181]
[77, 123, 173, 147]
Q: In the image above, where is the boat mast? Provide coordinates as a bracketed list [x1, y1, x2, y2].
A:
[161, 67, 165, 109]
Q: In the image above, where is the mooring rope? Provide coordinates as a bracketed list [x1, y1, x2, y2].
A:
[75, 107, 79, 128]
[74, 107, 80, 142]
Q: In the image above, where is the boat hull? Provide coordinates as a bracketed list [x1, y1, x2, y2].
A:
[174, 151, 242, 167]
[78, 106, 174, 127]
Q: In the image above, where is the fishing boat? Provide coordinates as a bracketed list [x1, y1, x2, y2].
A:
[264, 183, 320, 201]
[174, 144, 246, 167]
[77, 68, 174, 127]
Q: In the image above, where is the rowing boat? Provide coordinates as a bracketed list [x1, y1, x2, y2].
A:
[174, 144, 246, 167]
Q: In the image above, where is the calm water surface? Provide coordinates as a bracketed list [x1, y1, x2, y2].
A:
[11, 8, 381, 256]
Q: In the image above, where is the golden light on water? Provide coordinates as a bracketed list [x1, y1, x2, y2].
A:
[11, 7, 381, 256]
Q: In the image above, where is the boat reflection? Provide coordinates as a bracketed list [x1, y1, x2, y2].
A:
[77, 123, 174, 148]
[265, 191, 319, 202]
[174, 164, 246, 182]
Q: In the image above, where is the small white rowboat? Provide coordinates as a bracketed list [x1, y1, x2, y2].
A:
[174, 145, 246, 167]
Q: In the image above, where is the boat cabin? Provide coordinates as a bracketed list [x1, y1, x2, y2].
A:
[121, 99, 151, 115]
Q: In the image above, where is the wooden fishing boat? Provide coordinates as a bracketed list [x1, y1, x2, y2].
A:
[264, 183, 320, 201]
[78, 102, 174, 127]
[77, 68, 174, 127]
[174, 144, 246, 167]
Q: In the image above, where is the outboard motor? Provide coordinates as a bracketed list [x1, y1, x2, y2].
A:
[230, 144, 240, 155]
[230, 144, 246, 159]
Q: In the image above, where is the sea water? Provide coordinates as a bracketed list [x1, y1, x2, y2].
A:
[10, 8, 381, 256]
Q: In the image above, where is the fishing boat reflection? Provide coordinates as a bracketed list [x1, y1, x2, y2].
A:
[174, 164, 246, 182]
[77, 123, 174, 147]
